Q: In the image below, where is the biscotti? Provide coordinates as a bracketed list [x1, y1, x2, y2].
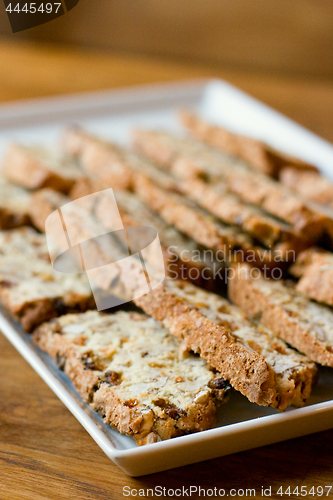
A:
[179, 110, 318, 177]
[290, 249, 333, 306]
[63, 126, 175, 192]
[114, 190, 227, 288]
[34, 176, 226, 289]
[0, 228, 94, 331]
[135, 278, 316, 411]
[33, 310, 230, 445]
[132, 174, 251, 255]
[70, 176, 97, 201]
[29, 188, 68, 232]
[32, 191, 287, 409]
[0, 226, 49, 259]
[64, 128, 280, 268]
[288, 247, 320, 278]
[63, 128, 133, 190]
[2, 143, 82, 193]
[132, 129, 328, 242]
[280, 168, 333, 207]
[70, 182, 227, 287]
[0, 178, 32, 230]
[133, 177, 290, 270]
[55, 218, 307, 410]
[172, 175, 310, 256]
[228, 263, 333, 367]
[29, 185, 314, 409]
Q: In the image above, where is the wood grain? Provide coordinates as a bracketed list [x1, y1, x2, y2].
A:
[7, 0, 333, 79]
[0, 40, 333, 499]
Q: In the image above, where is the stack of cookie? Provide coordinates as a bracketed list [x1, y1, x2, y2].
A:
[1, 109, 333, 445]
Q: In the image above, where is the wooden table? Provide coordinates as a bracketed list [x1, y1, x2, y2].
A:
[0, 40, 333, 499]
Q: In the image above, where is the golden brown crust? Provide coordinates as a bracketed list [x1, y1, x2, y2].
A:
[228, 263, 333, 367]
[69, 177, 97, 200]
[12, 295, 95, 333]
[226, 170, 326, 238]
[114, 190, 227, 290]
[29, 188, 68, 232]
[0, 206, 31, 230]
[63, 128, 133, 190]
[292, 250, 333, 306]
[134, 175, 284, 269]
[132, 128, 327, 242]
[0, 228, 94, 332]
[134, 175, 248, 254]
[135, 282, 278, 408]
[176, 176, 311, 255]
[93, 384, 219, 445]
[92, 387, 162, 445]
[2, 144, 80, 193]
[0, 178, 32, 230]
[180, 110, 318, 177]
[280, 167, 333, 207]
[33, 311, 229, 445]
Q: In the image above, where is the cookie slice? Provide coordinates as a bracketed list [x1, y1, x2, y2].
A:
[26, 200, 312, 410]
[228, 262, 333, 367]
[63, 128, 280, 269]
[172, 175, 310, 256]
[29, 188, 68, 232]
[2, 143, 82, 193]
[0, 177, 31, 230]
[33, 206, 290, 409]
[133, 174, 284, 269]
[280, 168, 333, 208]
[136, 279, 316, 411]
[179, 110, 317, 177]
[114, 190, 227, 289]
[132, 129, 327, 242]
[63, 126, 174, 192]
[290, 248, 333, 306]
[69, 179, 228, 287]
[0, 228, 94, 331]
[33, 310, 230, 445]
[0, 226, 49, 258]
[30, 180, 226, 289]
[70, 176, 96, 201]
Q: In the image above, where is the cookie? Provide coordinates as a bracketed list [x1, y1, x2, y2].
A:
[133, 174, 282, 269]
[0, 228, 94, 331]
[2, 143, 81, 193]
[173, 176, 310, 256]
[180, 110, 317, 177]
[64, 128, 280, 268]
[280, 167, 333, 207]
[33, 310, 230, 445]
[29, 188, 68, 232]
[132, 129, 327, 241]
[228, 262, 333, 367]
[290, 249, 333, 306]
[114, 190, 227, 289]
[0, 177, 31, 230]
[136, 278, 317, 411]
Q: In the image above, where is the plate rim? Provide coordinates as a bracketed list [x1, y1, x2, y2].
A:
[1, 77, 333, 475]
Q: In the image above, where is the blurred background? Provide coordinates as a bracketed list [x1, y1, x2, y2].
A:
[1, 0, 333, 78]
[0, 0, 333, 141]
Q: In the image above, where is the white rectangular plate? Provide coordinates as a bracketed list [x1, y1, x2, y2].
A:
[1, 79, 333, 477]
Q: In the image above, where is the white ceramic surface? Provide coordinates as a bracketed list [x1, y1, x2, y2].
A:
[1, 79, 333, 477]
